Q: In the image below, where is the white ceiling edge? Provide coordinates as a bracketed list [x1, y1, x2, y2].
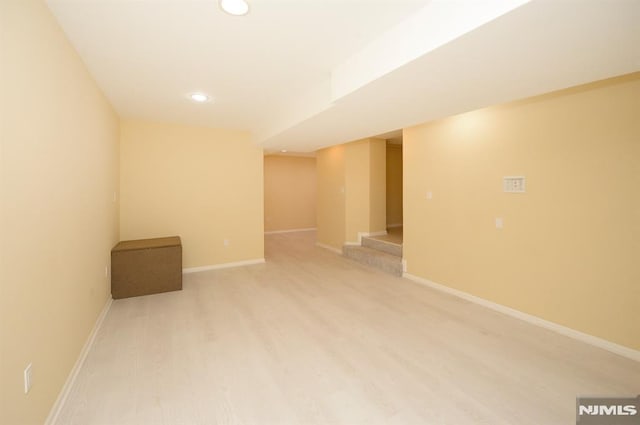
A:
[252, 77, 335, 147]
[258, 0, 640, 152]
[330, 0, 530, 101]
[253, 0, 529, 147]
[375, 129, 403, 140]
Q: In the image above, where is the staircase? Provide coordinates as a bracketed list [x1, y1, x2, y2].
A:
[343, 236, 403, 276]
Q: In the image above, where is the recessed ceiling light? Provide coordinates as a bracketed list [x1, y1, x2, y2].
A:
[280, 149, 288, 153]
[220, 0, 249, 16]
[189, 92, 210, 103]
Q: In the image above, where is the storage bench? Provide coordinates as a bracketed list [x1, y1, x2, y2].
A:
[111, 236, 182, 299]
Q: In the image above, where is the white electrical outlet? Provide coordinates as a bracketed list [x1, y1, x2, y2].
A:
[223, 239, 230, 247]
[24, 363, 32, 394]
[495, 217, 504, 229]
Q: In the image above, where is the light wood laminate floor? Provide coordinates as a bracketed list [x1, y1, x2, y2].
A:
[57, 231, 639, 425]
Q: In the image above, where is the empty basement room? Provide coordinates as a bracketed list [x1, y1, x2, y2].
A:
[1, 1, 639, 424]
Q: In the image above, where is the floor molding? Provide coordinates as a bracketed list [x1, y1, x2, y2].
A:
[403, 273, 640, 363]
[264, 228, 316, 235]
[183, 258, 265, 274]
[45, 296, 113, 425]
[315, 242, 342, 255]
[387, 223, 403, 228]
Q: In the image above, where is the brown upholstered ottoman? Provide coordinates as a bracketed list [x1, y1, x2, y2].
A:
[111, 236, 182, 299]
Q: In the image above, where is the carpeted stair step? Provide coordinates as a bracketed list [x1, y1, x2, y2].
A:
[343, 245, 403, 277]
[362, 237, 402, 257]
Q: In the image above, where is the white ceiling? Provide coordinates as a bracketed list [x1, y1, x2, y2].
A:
[47, 0, 640, 152]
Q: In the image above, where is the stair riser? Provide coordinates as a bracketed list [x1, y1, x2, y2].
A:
[362, 237, 402, 257]
[343, 247, 403, 277]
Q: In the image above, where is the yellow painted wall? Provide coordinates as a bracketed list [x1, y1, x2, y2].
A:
[316, 145, 346, 250]
[0, 1, 120, 423]
[120, 120, 264, 268]
[264, 155, 317, 232]
[404, 73, 640, 351]
[386, 145, 403, 226]
[345, 140, 371, 243]
[317, 139, 386, 249]
[369, 139, 387, 233]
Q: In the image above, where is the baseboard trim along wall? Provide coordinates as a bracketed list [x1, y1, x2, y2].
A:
[387, 223, 403, 228]
[182, 258, 266, 274]
[315, 242, 343, 255]
[264, 228, 316, 235]
[403, 273, 640, 363]
[45, 297, 113, 425]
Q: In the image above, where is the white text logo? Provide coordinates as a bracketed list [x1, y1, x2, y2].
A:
[578, 405, 638, 416]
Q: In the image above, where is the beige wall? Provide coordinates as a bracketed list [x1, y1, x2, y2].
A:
[317, 139, 386, 249]
[316, 145, 346, 250]
[120, 120, 264, 268]
[345, 140, 371, 243]
[344, 138, 386, 243]
[369, 139, 387, 235]
[404, 73, 640, 351]
[264, 155, 316, 232]
[0, 1, 120, 423]
[386, 144, 403, 226]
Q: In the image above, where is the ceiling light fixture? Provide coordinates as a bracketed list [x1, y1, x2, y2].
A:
[220, 0, 249, 16]
[280, 149, 288, 153]
[189, 92, 210, 103]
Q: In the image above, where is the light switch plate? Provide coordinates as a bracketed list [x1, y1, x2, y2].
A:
[503, 176, 525, 193]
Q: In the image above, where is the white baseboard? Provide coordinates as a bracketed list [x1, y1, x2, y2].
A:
[45, 296, 113, 425]
[402, 273, 640, 363]
[387, 223, 403, 228]
[183, 258, 265, 274]
[264, 228, 316, 235]
[315, 242, 343, 255]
